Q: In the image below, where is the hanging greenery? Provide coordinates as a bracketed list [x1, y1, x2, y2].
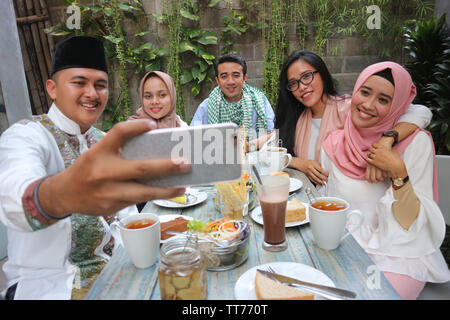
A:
[288, 0, 434, 59]
[163, 0, 184, 119]
[261, 0, 289, 110]
[155, 0, 219, 122]
[177, 1, 218, 98]
[102, 0, 132, 127]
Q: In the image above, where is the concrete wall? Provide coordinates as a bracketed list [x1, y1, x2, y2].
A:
[435, 0, 450, 27]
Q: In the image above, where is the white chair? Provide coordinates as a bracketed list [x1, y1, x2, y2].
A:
[418, 155, 450, 300]
[436, 155, 450, 226]
[0, 221, 7, 299]
[0, 221, 7, 260]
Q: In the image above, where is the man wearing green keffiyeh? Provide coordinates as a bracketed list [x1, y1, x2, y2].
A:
[191, 54, 275, 147]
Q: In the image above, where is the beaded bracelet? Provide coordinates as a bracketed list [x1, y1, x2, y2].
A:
[33, 175, 70, 221]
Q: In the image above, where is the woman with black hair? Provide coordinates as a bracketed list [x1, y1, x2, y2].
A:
[275, 50, 432, 185]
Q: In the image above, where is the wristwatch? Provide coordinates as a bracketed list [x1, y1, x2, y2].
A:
[391, 175, 409, 190]
[382, 130, 399, 146]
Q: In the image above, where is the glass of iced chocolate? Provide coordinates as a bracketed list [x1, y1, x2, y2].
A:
[256, 175, 290, 252]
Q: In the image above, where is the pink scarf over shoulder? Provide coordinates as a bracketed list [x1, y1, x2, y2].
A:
[322, 61, 438, 203]
[128, 70, 181, 129]
[294, 94, 352, 161]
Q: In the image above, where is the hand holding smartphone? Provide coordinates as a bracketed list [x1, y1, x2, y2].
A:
[121, 123, 243, 187]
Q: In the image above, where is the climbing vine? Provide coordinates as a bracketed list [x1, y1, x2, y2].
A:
[163, 0, 184, 119]
[155, 0, 219, 122]
[220, 0, 256, 55]
[261, 0, 289, 109]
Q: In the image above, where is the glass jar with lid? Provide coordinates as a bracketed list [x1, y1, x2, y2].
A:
[158, 238, 207, 300]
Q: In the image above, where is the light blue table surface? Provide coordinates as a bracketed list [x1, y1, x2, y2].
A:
[85, 168, 400, 300]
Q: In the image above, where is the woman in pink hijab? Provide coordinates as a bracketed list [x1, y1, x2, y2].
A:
[129, 71, 187, 128]
[321, 62, 450, 300]
[274, 50, 432, 185]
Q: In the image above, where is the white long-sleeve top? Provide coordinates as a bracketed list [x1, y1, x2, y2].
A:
[0, 104, 137, 299]
[320, 131, 450, 283]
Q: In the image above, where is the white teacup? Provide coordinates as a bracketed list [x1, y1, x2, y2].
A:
[309, 197, 362, 250]
[111, 213, 160, 269]
[260, 147, 292, 174]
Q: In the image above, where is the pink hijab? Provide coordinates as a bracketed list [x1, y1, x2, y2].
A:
[129, 71, 181, 128]
[322, 61, 438, 203]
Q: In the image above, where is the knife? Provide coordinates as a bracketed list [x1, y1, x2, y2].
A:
[256, 269, 357, 300]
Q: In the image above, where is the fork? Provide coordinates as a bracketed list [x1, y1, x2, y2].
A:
[265, 266, 346, 300]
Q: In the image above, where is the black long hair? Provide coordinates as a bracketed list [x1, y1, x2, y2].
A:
[275, 50, 338, 156]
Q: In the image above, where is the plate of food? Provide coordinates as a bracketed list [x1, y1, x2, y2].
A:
[268, 172, 303, 193]
[159, 214, 193, 243]
[234, 262, 335, 300]
[250, 198, 309, 227]
[153, 188, 208, 208]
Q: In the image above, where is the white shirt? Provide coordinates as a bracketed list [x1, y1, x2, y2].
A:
[190, 96, 276, 131]
[320, 132, 450, 283]
[0, 104, 137, 299]
[308, 118, 322, 160]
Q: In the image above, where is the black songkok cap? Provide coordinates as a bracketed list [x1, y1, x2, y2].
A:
[373, 68, 395, 87]
[51, 36, 108, 76]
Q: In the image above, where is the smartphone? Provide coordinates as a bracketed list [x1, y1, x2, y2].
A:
[121, 123, 243, 187]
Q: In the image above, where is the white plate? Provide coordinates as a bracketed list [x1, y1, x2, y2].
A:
[250, 201, 309, 227]
[159, 214, 193, 244]
[289, 178, 303, 193]
[153, 188, 208, 208]
[234, 262, 335, 300]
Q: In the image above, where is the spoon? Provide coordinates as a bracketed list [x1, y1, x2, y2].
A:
[305, 187, 317, 204]
[251, 164, 263, 186]
[113, 215, 126, 228]
[322, 181, 328, 197]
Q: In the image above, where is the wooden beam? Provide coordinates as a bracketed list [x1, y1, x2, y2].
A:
[16, 14, 48, 24]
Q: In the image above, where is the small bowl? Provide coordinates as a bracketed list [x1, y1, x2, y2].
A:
[198, 225, 251, 271]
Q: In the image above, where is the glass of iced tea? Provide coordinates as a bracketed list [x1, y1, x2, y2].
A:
[158, 238, 207, 300]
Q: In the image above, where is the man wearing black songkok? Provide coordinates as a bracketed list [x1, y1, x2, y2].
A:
[0, 36, 188, 299]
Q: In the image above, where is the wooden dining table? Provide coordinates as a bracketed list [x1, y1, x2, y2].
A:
[85, 168, 401, 300]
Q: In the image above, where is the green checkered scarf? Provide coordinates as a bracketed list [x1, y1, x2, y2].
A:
[207, 83, 268, 139]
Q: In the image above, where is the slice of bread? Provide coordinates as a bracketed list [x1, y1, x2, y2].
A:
[269, 171, 290, 179]
[255, 271, 314, 300]
[286, 198, 306, 222]
[160, 217, 189, 240]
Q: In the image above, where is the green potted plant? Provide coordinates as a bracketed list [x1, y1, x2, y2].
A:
[404, 14, 450, 155]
